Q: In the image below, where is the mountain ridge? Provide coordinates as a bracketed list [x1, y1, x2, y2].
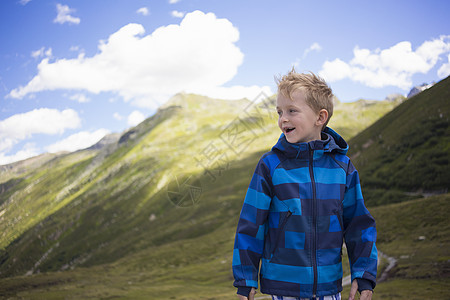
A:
[348, 76, 449, 206]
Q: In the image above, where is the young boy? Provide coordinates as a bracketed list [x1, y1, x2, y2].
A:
[232, 69, 377, 300]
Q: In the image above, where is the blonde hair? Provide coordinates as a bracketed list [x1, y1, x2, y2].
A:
[276, 68, 334, 129]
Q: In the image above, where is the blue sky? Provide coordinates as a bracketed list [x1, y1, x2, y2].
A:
[0, 0, 449, 164]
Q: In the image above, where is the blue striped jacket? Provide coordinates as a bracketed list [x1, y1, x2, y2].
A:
[232, 127, 377, 298]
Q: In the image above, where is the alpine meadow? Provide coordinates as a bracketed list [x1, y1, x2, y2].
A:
[0, 77, 449, 299]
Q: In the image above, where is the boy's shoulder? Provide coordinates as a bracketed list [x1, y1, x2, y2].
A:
[330, 152, 351, 172]
[256, 150, 283, 177]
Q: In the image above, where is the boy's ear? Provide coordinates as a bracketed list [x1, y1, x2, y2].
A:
[316, 109, 328, 127]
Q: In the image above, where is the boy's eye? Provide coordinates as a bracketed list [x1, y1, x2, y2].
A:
[289, 109, 296, 113]
[277, 110, 282, 115]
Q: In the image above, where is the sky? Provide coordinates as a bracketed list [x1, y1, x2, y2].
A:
[0, 0, 449, 165]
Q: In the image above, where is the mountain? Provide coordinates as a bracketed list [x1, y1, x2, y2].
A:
[1, 90, 442, 299]
[329, 97, 403, 139]
[407, 82, 434, 98]
[348, 76, 450, 206]
[0, 93, 279, 277]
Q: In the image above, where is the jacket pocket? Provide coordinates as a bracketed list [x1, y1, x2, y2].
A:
[333, 209, 344, 257]
[270, 210, 292, 261]
[335, 210, 344, 232]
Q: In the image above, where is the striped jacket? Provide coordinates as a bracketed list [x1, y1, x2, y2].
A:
[232, 127, 377, 298]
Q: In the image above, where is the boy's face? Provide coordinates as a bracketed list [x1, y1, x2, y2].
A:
[276, 89, 322, 144]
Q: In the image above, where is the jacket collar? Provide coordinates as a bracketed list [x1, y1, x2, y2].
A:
[271, 127, 348, 159]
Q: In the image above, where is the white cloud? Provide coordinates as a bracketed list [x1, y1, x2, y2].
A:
[137, 7, 149, 16]
[293, 42, 322, 68]
[70, 46, 80, 52]
[0, 108, 81, 156]
[19, 0, 32, 5]
[69, 93, 90, 103]
[9, 11, 270, 107]
[127, 110, 146, 126]
[319, 35, 450, 90]
[54, 3, 80, 25]
[46, 129, 110, 153]
[303, 42, 322, 58]
[31, 47, 52, 59]
[171, 10, 185, 18]
[113, 112, 123, 121]
[437, 54, 450, 78]
[31, 48, 44, 59]
[169, 0, 181, 4]
[0, 143, 39, 165]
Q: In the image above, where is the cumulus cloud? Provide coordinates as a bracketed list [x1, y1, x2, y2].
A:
[137, 7, 149, 16]
[171, 10, 185, 18]
[69, 93, 90, 103]
[9, 11, 270, 108]
[54, 3, 80, 25]
[127, 110, 146, 126]
[437, 54, 450, 78]
[169, 0, 181, 4]
[46, 129, 110, 153]
[0, 108, 81, 158]
[0, 143, 39, 165]
[319, 35, 450, 90]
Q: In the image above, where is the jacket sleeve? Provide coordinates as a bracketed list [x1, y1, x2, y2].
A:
[233, 157, 273, 292]
[343, 160, 377, 289]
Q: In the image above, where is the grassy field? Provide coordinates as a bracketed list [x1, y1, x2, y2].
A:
[1, 193, 448, 299]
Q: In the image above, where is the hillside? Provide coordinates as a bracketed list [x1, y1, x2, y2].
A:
[348, 76, 450, 206]
[328, 97, 403, 139]
[0, 91, 420, 298]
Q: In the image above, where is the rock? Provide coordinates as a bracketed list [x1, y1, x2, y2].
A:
[385, 93, 404, 102]
[407, 83, 434, 98]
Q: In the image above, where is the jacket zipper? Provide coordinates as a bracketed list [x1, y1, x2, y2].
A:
[271, 210, 292, 257]
[309, 146, 318, 298]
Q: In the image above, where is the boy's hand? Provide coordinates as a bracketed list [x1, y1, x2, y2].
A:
[349, 279, 372, 300]
[237, 287, 256, 300]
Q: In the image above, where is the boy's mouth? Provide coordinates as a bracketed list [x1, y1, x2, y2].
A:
[285, 127, 295, 134]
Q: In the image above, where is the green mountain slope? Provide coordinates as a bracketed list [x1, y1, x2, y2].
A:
[348, 76, 450, 206]
[329, 97, 403, 139]
[0, 93, 280, 278]
[0, 91, 409, 298]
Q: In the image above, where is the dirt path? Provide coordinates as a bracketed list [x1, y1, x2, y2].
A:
[377, 251, 397, 282]
[342, 250, 396, 286]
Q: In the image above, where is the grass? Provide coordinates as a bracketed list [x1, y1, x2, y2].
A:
[1, 183, 448, 299]
[332, 193, 450, 299]
[4, 193, 448, 299]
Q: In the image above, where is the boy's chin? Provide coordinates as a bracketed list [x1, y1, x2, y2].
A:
[285, 136, 300, 144]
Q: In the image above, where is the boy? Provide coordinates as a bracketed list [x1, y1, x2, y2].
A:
[232, 69, 377, 300]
